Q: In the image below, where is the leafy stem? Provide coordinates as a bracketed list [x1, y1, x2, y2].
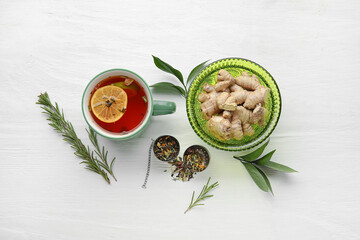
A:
[36, 92, 117, 184]
[184, 177, 219, 214]
[151, 55, 209, 98]
[234, 139, 297, 194]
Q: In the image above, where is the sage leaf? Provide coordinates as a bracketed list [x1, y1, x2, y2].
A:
[186, 60, 209, 87]
[150, 82, 186, 97]
[235, 140, 270, 161]
[255, 165, 273, 195]
[255, 150, 276, 165]
[242, 162, 268, 192]
[152, 55, 184, 87]
[263, 161, 297, 173]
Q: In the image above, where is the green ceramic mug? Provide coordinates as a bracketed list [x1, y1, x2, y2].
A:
[82, 69, 176, 140]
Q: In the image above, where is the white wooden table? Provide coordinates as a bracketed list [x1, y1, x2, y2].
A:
[1, 0, 359, 239]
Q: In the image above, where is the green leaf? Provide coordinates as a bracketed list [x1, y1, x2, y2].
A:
[186, 60, 209, 87]
[255, 150, 276, 165]
[255, 165, 273, 195]
[150, 82, 186, 97]
[152, 55, 184, 87]
[242, 162, 268, 192]
[263, 161, 297, 173]
[235, 140, 270, 161]
[233, 156, 243, 161]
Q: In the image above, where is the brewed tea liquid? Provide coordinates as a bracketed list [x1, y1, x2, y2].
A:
[89, 76, 148, 133]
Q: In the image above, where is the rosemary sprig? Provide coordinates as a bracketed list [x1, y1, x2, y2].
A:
[184, 177, 219, 214]
[36, 92, 116, 184]
[87, 128, 117, 181]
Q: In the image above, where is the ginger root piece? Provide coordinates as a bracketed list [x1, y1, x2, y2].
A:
[242, 122, 255, 136]
[214, 69, 235, 92]
[235, 71, 260, 90]
[235, 71, 270, 109]
[206, 116, 231, 140]
[232, 105, 268, 136]
[252, 104, 268, 126]
[233, 106, 252, 123]
[198, 92, 209, 103]
[200, 91, 220, 120]
[216, 92, 230, 105]
[243, 87, 269, 109]
[214, 78, 235, 92]
[217, 69, 234, 82]
[221, 95, 237, 111]
[230, 84, 248, 105]
[230, 110, 243, 140]
[232, 106, 255, 136]
[203, 83, 215, 93]
[230, 119, 243, 140]
[199, 83, 221, 120]
[217, 92, 237, 111]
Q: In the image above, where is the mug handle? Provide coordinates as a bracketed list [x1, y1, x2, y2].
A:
[153, 100, 176, 116]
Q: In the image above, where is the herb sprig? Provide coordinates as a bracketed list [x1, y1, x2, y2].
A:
[36, 92, 117, 184]
[151, 55, 209, 98]
[234, 140, 297, 194]
[184, 177, 219, 214]
[87, 128, 117, 182]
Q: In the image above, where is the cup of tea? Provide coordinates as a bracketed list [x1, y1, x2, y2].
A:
[82, 69, 176, 140]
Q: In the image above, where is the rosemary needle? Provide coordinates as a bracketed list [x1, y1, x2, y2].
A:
[36, 92, 116, 184]
[184, 177, 219, 214]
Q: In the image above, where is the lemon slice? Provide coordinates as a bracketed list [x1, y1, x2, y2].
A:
[90, 85, 128, 123]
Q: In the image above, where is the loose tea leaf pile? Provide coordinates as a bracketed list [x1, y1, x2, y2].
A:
[183, 146, 209, 172]
[169, 145, 209, 181]
[152, 136, 210, 182]
[153, 135, 179, 161]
